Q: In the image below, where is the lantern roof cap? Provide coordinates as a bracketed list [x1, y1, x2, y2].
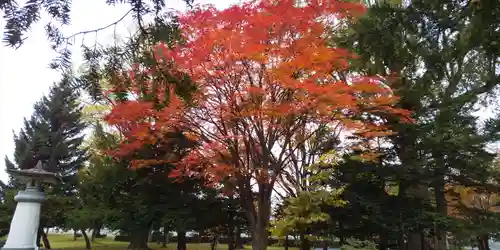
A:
[7, 161, 60, 184]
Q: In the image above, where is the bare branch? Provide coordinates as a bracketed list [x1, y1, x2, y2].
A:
[63, 9, 133, 41]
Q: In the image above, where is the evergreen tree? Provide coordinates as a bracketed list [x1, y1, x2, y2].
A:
[4, 76, 87, 248]
[332, 0, 500, 249]
[272, 0, 499, 249]
[5, 76, 87, 191]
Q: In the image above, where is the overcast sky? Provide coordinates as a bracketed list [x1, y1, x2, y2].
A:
[0, 0, 236, 183]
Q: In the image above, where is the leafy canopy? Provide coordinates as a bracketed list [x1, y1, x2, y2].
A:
[105, 0, 411, 187]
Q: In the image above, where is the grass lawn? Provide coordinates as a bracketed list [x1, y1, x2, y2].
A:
[3, 234, 296, 250]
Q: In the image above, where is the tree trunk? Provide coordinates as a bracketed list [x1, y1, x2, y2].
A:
[94, 224, 102, 237]
[445, 234, 449, 250]
[37, 227, 42, 248]
[147, 231, 153, 243]
[147, 223, 154, 243]
[210, 234, 219, 250]
[244, 188, 272, 250]
[397, 233, 405, 250]
[128, 228, 151, 250]
[284, 235, 289, 250]
[477, 237, 485, 250]
[92, 224, 102, 242]
[228, 218, 235, 250]
[299, 231, 310, 250]
[405, 183, 428, 250]
[397, 130, 423, 250]
[322, 239, 328, 250]
[235, 227, 243, 249]
[162, 224, 169, 248]
[177, 230, 187, 250]
[421, 232, 430, 250]
[379, 232, 388, 250]
[478, 235, 490, 250]
[484, 235, 490, 250]
[338, 221, 345, 246]
[407, 232, 421, 250]
[433, 166, 447, 250]
[81, 229, 92, 250]
[250, 222, 268, 250]
[41, 230, 51, 249]
[74, 230, 78, 241]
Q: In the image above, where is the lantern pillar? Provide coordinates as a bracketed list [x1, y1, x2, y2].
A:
[2, 181, 45, 250]
[2, 161, 58, 250]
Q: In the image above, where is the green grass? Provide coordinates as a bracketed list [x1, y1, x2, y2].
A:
[3, 234, 295, 250]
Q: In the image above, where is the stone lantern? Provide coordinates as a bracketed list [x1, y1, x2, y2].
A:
[1, 161, 59, 250]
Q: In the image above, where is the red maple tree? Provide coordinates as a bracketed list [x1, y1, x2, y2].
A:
[104, 0, 411, 249]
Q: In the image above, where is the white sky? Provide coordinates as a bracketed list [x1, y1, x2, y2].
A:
[0, 0, 236, 183]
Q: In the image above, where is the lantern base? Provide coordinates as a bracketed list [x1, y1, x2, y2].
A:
[2, 188, 44, 250]
[1, 247, 38, 250]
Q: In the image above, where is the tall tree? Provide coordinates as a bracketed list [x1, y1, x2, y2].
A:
[80, 113, 202, 250]
[4, 76, 88, 248]
[6, 77, 87, 186]
[73, 13, 206, 249]
[103, 1, 411, 250]
[335, 0, 500, 249]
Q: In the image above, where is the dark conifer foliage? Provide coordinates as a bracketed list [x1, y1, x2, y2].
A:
[5, 76, 87, 191]
[330, 0, 500, 249]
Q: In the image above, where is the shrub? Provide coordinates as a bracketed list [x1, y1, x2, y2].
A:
[340, 238, 377, 250]
[114, 235, 130, 242]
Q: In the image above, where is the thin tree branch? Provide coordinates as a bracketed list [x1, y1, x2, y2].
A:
[63, 9, 133, 41]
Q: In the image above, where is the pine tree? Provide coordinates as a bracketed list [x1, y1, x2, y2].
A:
[333, 0, 500, 249]
[4, 76, 88, 248]
[5, 76, 87, 192]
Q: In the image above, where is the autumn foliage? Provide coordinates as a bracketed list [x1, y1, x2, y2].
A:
[446, 184, 500, 219]
[104, 0, 410, 185]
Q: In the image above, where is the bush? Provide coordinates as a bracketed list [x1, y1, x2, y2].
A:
[340, 238, 377, 250]
[0, 240, 6, 248]
[114, 235, 130, 242]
